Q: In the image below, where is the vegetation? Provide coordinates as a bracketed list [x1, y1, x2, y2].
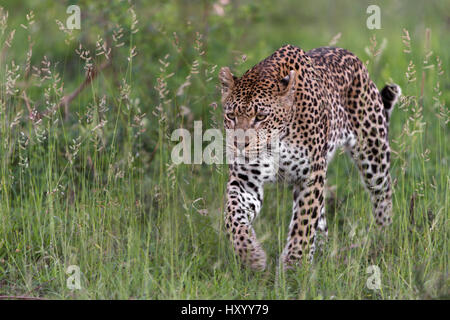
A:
[0, 0, 448, 299]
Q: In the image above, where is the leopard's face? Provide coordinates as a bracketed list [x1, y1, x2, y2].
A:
[219, 67, 296, 161]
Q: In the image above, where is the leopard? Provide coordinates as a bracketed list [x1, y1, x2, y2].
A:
[219, 44, 401, 271]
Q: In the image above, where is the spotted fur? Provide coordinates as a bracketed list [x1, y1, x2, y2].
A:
[219, 45, 401, 270]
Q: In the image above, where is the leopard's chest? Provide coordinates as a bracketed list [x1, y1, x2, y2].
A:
[276, 141, 310, 183]
[232, 142, 311, 186]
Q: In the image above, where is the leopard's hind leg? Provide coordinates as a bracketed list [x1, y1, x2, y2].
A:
[345, 70, 401, 226]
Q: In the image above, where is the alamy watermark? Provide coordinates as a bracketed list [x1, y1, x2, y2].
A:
[66, 265, 81, 290]
[66, 5, 81, 30]
[170, 121, 280, 165]
[366, 265, 381, 290]
[366, 5, 381, 29]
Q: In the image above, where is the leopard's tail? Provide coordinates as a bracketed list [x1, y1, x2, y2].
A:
[380, 84, 401, 124]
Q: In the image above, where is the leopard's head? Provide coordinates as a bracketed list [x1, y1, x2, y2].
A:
[219, 65, 296, 161]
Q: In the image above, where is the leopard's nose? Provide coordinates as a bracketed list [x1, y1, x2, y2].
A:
[234, 136, 250, 150]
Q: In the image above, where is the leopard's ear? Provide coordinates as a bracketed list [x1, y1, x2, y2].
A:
[280, 70, 296, 93]
[219, 67, 235, 102]
[280, 70, 296, 106]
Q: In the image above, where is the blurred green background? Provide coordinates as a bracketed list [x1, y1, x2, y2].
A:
[2, 0, 449, 122]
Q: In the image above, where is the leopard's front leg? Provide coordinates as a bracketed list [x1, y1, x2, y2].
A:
[281, 159, 326, 268]
[225, 166, 266, 271]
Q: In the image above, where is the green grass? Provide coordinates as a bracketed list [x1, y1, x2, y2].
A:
[0, 0, 448, 299]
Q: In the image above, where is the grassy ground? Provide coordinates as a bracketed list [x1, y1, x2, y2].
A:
[0, 0, 448, 299]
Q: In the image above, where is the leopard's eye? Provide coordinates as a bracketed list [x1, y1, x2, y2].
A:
[226, 113, 235, 120]
[255, 114, 268, 122]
